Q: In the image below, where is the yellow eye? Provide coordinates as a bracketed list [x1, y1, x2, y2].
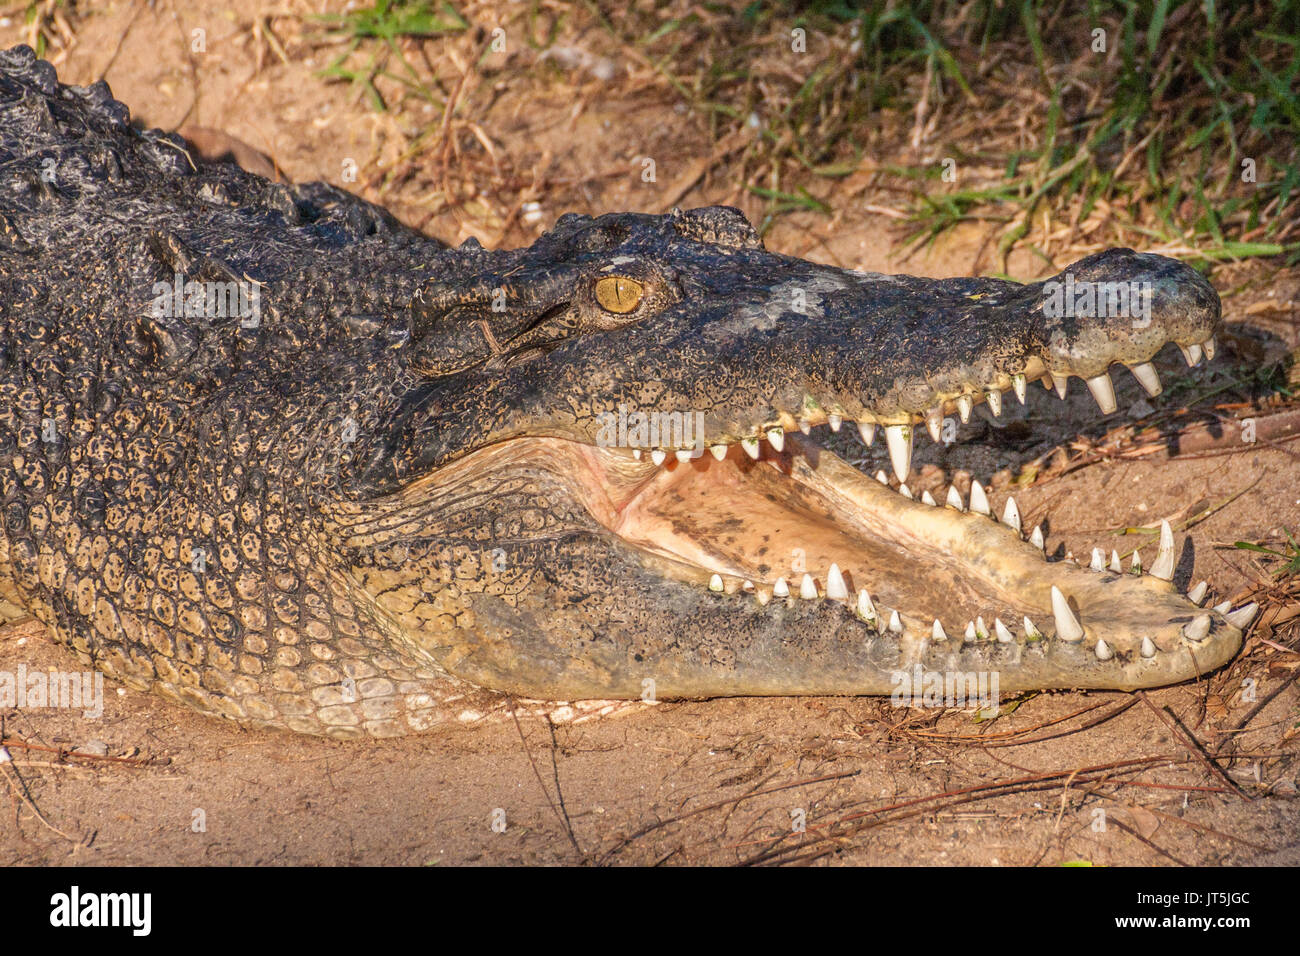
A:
[594, 275, 644, 314]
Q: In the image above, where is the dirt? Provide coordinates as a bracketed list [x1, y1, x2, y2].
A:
[1, 1, 1297, 866]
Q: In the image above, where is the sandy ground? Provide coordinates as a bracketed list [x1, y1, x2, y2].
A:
[1, 0, 1297, 865]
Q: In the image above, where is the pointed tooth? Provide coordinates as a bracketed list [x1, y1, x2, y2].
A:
[1030, 525, 1045, 551]
[969, 480, 990, 516]
[1002, 496, 1021, 531]
[1187, 580, 1208, 605]
[1054, 375, 1069, 400]
[856, 589, 877, 624]
[1203, 337, 1216, 361]
[708, 574, 724, 592]
[1090, 548, 1105, 572]
[632, 449, 642, 460]
[1226, 602, 1259, 629]
[964, 621, 976, 642]
[1094, 639, 1113, 661]
[766, 427, 784, 452]
[1180, 343, 1203, 367]
[986, 390, 1002, 417]
[857, 422, 876, 446]
[709, 444, 728, 461]
[828, 414, 842, 432]
[885, 424, 912, 482]
[874, 470, 889, 485]
[956, 394, 973, 423]
[1130, 551, 1142, 575]
[1182, 614, 1211, 642]
[888, 610, 903, 634]
[898, 483, 913, 500]
[925, 408, 943, 442]
[1050, 586, 1085, 642]
[799, 573, 818, 600]
[1213, 600, 1232, 615]
[946, 486, 964, 510]
[798, 419, 811, 435]
[742, 580, 755, 591]
[1130, 362, 1162, 397]
[931, 619, 948, 642]
[675, 449, 695, 463]
[756, 588, 771, 606]
[920, 490, 937, 506]
[1012, 373, 1027, 404]
[1023, 617, 1042, 640]
[1140, 636, 1157, 658]
[773, 577, 789, 598]
[1150, 520, 1176, 581]
[826, 563, 848, 601]
[975, 616, 988, 640]
[650, 449, 667, 466]
[741, 437, 760, 459]
[1085, 372, 1117, 414]
[1109, 550, 1122, 573]
[994, 618, 1014, 643]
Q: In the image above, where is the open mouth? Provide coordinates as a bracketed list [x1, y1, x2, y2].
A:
[420, 341, 1256, 694]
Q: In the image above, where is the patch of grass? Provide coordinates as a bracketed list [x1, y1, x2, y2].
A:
[1235, 530, 1300, 579]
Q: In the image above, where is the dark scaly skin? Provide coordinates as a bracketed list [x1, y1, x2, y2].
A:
[0, 47, 1242, 738]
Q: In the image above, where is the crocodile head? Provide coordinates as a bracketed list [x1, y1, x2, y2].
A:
[333, 205, 1249, 701]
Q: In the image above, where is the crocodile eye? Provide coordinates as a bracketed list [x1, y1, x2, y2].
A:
[594, 275, 644, 314]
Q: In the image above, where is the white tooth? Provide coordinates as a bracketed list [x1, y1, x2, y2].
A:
[1130, 362, 1162, 397]
[874, 470, 890, 485]
[1226, 603, 1259, 629]
[1187, 580, 1208, 605]
[994, 618, 1014, 643]
[1002, 496, 1020, 531]
[946, 486, 964, 511]
[826, 563, 848, 600]
[975, 616, 988, 640]
[709, 444, 728, 461]
[885, 424, 912, 482]
[1094, 639, 1113, 661]
[1090, 548, 1105, 572]
[931, 619, 948, 642]
[798, 419, 811, 435]
[1012, 373, 1027, 404]
[742, 580, 755, 591]
[1050, 586, 1084, 642]
[969, 480, 990, 516]
[773, 577, 790, 598]
[1180, 343, 1203, 367]
[828, 414, 842, 432]
[1054, 375, 1069, 400]
[741, 437, 760, 459]
[926, 408, 943, 442]
[1182, 614, 1211, 642]
[1085, 372, 1117, 414]
[1023, 617, 1042, 640]
[1150, 520, 1176, 581]
[708, 574, 723, 592]
[1213, 600, 1232, 615]
[1030, 525, 1045, 551]
[675, 449, 695, 462]
[898, 483, 913, 500]
[651, 449, 667, 466]
[1140, 636, 1157, 658]
[1130, 551, 1142, 575]
[1203, 337, 1216, 361]
[888, 610, 903, 634]
[1109, 550, 1122, 573]
[956, 394, 972, 423]
[632, 449, 643, 460]
[756, 589, 771, 606]
[799, 573, 818, 600]
[856, 589, 877, 624]
[964, 621, 976, 642]
[857, 422, 876, 446]
[986, 390, 1002, 417]
[766, 427, 784, 452]
[920, 490, 937, 506]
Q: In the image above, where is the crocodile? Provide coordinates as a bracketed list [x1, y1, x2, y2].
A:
[0, 45, 1256, 739]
